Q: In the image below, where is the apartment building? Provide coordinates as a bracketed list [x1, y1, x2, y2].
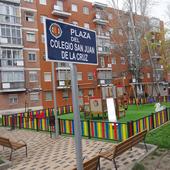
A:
[0, 0, 166, 114]
[0, 0, 42, 114]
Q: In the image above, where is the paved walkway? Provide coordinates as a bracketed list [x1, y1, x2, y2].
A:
[0, 127, 155, 170]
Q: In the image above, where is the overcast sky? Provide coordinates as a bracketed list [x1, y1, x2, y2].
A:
[86, 0, 170, 25]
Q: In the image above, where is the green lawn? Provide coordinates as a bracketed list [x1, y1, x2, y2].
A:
[59, 102, 170, 123]
[146, 122, 170, 149]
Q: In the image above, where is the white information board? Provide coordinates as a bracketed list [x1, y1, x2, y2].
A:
[106, 98, 117, 122]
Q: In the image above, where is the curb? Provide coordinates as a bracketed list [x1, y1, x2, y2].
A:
[0, 159, 12, 170]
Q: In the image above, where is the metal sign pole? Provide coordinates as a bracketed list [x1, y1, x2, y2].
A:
[70, 63, 83, 170]
[52, 62, 59, 137]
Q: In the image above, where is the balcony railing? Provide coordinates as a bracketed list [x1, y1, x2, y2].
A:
[97, 79, 112, 86]
[52, 5, 71, 17]
[56, 63, 70, 70]
[0, 82, 25, 92]
[0, 36, 22, 47]
[93, 14, 109, 25]
[154, 65, 164, 70]
[97, 46, 110, 54]
[57, 80, 71, 89]
[97, 64, 112, 70]
[93, 2, 107, 9]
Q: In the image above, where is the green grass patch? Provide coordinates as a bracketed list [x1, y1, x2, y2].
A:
[59, 102, 170, 123]
[146, 122, 170, 149]
[132, 163, 146, 170]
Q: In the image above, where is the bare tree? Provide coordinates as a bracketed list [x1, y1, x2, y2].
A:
[109, 0, 164, 97]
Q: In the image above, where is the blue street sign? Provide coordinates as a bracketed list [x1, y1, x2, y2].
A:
[44, 18, 98, 65]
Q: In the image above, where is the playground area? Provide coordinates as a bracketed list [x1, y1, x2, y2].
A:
[58, 102, 170, 123]
[1, 98, 170, 169]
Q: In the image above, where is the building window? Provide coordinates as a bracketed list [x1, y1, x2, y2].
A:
[28, 52, 36, 61]
[112, 57, 116, 64]
[83, 6, 89, 15]
[0, 48, 23, 67]
[62, 90, 68, 99]
[1, 71, 24, 82]
[9, 95, 18, 104]
[29, 71, 38, 82]
[26, 32, 35, 42]
[71, 4, 78, 12]
[147, 73, 150, 78]
[87, 72, 93, 80]
[25, 11, 34, 22]
[39, 0, 46, 5]
[57, 0, 64, 11]
[72, 21, 78, 26]
[45, 92, 52, 101]
[0, 5, 20, 24]
[30, 92, 39, 101]
[120, 57, 126, 64]
[88, 89, 94, 97]
[58, 70, 70, 80]
[0, 25, 21, 45]
[44, 72, 51, 82]
[100, 57, 105, 67]
[77, 72, 82, 80]
[84, 23, 90, 29]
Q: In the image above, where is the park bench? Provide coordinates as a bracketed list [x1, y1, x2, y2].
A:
[0, 136, 27, 161]
[99, 129, 148, 170]
[72, 155, 100, 170]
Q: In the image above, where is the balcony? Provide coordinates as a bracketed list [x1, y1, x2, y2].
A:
[93, 2, 107, 9]
[56, 63, 70, 70]
[149, 18, 161, 33]
[52, 5, 71, 18]
[149, 18, 160, 27]
[0, 82, 25, 92]
[0, 0, 20, 4]
[97, 79, 112, 86]
[97, 33, 110, 40]
[154, 65, 164, 71]
[0, 14, 21, 25]
[97, 46, 110, 54]
[151, 54, 161, 59]
[93, 14, 109, 25]
[97, 64, 112, 70]
[57, 80, 71, 89]
[0, 37, 23, 48]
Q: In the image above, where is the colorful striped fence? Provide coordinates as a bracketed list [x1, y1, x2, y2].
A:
[128, 96, 170, 105]
[60, 108, 170, 141]
[1, 108, 170, 142]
